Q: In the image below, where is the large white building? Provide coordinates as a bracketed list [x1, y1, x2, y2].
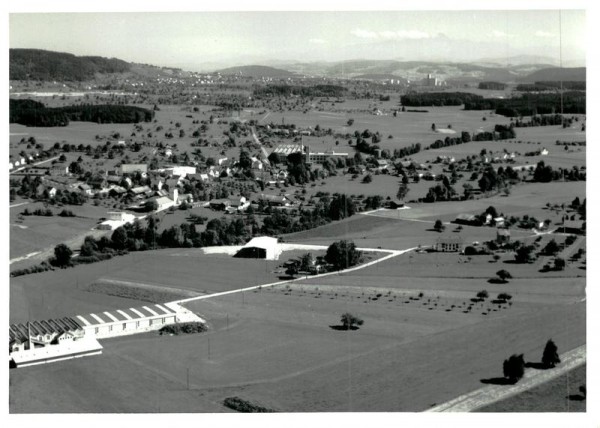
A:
[306, 150, 349, 164]
[234, 236, 281, 260]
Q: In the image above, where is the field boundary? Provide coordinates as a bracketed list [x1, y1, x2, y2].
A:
[425, 344, 586, 412]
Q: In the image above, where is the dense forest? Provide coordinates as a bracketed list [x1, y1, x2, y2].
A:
[10, 49, 130, 81]
[464, 92, 586, 116]
[253, 84, 347, 98]
[478, 82, 506, 90]
[10, 99, 154, 126]
[400, 92, 484, 107]
[516, 81, 586, 91]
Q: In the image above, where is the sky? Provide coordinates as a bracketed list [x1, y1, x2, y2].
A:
[9, 9, 586, 71]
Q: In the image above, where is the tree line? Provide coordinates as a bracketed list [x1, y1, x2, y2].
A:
[464, 92, 586, 117]
[10, 99, 154, 127]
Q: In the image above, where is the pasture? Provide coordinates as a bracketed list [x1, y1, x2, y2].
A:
[10, 274, 586, 412]
[9, 201, 109, 260]
[9, 250, 300, 324]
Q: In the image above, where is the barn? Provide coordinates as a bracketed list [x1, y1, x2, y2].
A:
[234, 236, 281, 260]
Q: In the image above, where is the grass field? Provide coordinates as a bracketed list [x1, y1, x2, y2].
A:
[9, 250, 299, 324]
[9, 201, 110, 259]
[10, 279, 585, 412]
[478, 364, 586, 412]
[284, 182, 585, 250]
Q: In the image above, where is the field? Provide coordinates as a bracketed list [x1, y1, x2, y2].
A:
[10, 269, 585, 412]
[9, 250, 301, 324]
[479, 364, 586, 412]
[284, 180, 585, 251]
[9, 201, 110, 260]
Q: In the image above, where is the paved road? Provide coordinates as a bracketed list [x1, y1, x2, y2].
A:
[426, 345, 586, 412]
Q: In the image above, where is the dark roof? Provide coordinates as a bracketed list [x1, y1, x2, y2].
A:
[9, 317, 83, 343]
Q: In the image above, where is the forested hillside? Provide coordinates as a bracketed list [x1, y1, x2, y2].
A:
[10, 49, 130, 81]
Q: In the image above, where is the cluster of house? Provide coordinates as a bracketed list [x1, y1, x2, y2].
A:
[9, 152, 41, 171]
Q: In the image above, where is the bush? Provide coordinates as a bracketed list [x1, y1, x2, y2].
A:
[222, 397, 274, 413]
[496, 269, 512, 283]
[159, 322, 207, 335]
[58, 209, 76, 217]
[503, 354, 525, 383]
[434, 219, 445, 232]
[340, 312, 364, 330]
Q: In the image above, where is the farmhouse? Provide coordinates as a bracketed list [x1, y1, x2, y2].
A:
[165, 166, 196, 177]
[434, 236, 464, 252]
[496, 228, 511, 244]
[97, 211, 137, 231]
[454, 213, 481, 226]
[154, 196, 176, 211]
[121, 164, 148, 174]
[258, 193, 291, 206]
[234, 236, 282, 260]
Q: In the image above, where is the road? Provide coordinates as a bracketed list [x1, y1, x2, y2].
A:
[426, 345, 586, 412]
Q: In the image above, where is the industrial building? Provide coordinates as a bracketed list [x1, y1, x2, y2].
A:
[9, 303, 205, 368]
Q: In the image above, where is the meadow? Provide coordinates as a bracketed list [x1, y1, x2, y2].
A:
[10, 274, 585, 412]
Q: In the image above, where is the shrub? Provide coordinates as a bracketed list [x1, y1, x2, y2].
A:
[223, 397, 274, 413]
[58, 209, 76, 217]
[476, 290, 489, 300]
[159, 322, 207, 335]
[340, 312, 364, 330]
[496, 269, 512, 283]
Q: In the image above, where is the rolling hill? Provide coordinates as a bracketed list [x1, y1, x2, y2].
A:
[215, 65, 298, 78]
[518, 67, 586, 83]
[9, 49, 131, 81]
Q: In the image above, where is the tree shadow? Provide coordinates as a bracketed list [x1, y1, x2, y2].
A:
[480, 377, 517, 385]
[329, 325, 359, 331]
[488, 278, 508, 284]
[567, 394, 586, 401]
[524, 362, 551, 370]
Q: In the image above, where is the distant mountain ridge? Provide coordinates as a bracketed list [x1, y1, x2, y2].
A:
[10, 49, 131, 81]
[215, 65, 297, 78]
[518, 67, 586, 83]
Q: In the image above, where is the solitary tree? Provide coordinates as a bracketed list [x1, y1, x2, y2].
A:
[397, 184, 409, 201]
[476, 290, 489, 300]
[53, 243, 73, 267]
[434, 219, 445, 232]
[554, 257, 566, 271]
[340, 313, 364, 330]
[496, 269, 512, 283]
[300, 253, 313, 272]
[542, 239, 560, 256]
[503, 354, 526, 383]
[542, 339, 561, 368]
